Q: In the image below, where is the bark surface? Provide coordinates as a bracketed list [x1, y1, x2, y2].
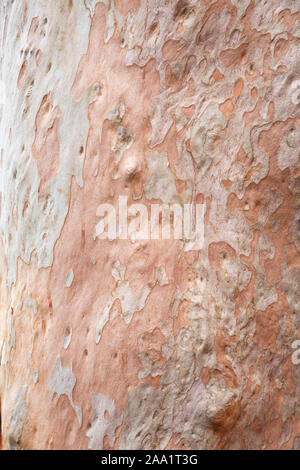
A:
[0, 0, 300, 450]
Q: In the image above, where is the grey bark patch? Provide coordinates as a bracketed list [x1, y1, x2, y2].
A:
[86, 394, 123, 450]
[294, 436, 300, 450]
[8, 386, 28, 450]
[49, 357, 82, 427]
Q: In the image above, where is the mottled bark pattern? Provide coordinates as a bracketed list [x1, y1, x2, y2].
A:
[0, 0, 300, 450]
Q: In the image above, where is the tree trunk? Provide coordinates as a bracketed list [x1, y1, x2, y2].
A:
[0, 0, 300, 450]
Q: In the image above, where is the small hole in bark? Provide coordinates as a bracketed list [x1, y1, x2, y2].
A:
[22, 201, 29, 218]
[149, 22, 158, 35]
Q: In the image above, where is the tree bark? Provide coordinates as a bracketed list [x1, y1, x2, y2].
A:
[0, 0, 300, 450]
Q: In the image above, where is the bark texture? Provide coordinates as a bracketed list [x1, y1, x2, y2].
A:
[0, 0, 300, 450]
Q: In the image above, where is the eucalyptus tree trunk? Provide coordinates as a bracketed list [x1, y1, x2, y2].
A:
[0, 0, 300, 450]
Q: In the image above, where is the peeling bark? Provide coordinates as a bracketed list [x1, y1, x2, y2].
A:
[0, 0, 300, 450]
